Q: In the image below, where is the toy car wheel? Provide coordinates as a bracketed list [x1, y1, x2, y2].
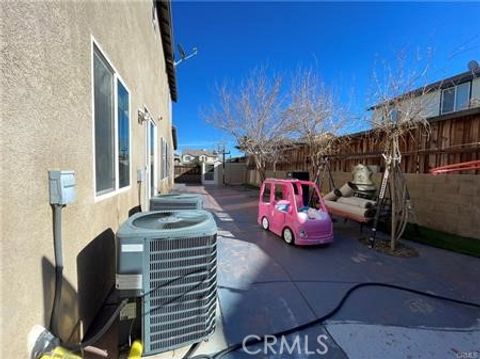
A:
[261, 217, 269, 230]
[283, 228, 295, 245]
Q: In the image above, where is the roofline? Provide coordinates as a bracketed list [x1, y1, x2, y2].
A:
[156, 0, 177, 102]
[368, 69, 480, 111]
[344, 106, 480, 139]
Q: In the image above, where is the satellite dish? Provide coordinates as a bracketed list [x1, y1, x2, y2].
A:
[467, 60, 480, 72]
[174, 44, 198, 67]
[177, 44, 187, 59]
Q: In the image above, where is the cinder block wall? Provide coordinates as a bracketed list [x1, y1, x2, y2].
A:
[247, 169, 480, 239]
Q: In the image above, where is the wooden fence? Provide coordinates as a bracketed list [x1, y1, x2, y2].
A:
[174, 165, 201, 183]
[254, 111, 480, 174]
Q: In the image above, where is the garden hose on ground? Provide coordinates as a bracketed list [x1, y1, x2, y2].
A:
[183, 282, 480, 359]
[57, 268, 209, 356]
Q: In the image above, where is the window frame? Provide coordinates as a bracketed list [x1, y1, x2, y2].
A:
[262, 183, 271, 203]
[440, 81, 472, 115]
[91, 37, 132, 202]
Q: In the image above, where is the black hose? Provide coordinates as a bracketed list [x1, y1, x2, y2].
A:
[63, 268, 210, 354]
[63, 299, 129, 352]
[186, 282, 480, 359]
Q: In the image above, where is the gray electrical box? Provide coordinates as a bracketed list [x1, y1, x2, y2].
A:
[48, 170, 76, 205]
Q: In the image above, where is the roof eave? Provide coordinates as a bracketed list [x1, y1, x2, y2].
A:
[156, 0, 177, 102]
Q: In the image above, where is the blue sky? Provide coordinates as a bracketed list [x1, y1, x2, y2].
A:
[171, 1, 479, 157]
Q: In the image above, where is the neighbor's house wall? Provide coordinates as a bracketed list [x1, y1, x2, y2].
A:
[472, 77, 480, 100]
[245, 170, 480, 239]
[1, 1, 173, 357]
[372, 77, 480, 121]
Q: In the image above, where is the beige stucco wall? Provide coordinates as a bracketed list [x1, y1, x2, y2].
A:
[246, 169, 480, 239]
[1, 1, 174, 357]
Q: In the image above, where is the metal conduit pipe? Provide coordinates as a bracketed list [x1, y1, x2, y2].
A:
[50, 204, 64, 337]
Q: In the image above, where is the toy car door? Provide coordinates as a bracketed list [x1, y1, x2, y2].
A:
[270, 183, 290, 235]
[259, 181, 272, 224]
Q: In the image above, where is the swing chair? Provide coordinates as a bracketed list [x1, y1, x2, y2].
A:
[319, 157, 378, 223]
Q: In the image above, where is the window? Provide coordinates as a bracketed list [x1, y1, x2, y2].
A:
[262, 183, 271, 203]
[160, 138, 169, 179]
[117, 81, 130, 188]
[149, 121, 156, 197]
[441, 82, 471, 114]
[93, 42, 131, 198]
[274, 184, 285, 201]
[455, 82, 471, 111]
[293, 183, 299, 195]
[94, 48, 115, 195]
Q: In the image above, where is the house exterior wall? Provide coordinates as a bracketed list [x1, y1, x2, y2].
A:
[372, 77, 480, 121]
[472, 77, 480, 101]
[1, 1, 174, 357]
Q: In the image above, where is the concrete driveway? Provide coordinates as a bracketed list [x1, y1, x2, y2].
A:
[158, 184, 480, 359]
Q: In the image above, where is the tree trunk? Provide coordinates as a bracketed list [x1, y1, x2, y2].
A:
[390, 150, 396, 252]
[258, 168, 266, 183]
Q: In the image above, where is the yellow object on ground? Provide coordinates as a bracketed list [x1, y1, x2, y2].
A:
[40, 346, 81, 359]
[128, 340, 143, 358]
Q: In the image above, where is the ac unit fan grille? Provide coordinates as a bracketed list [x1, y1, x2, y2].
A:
[151, 202, 199, 210]
[144, 234, 217, 355]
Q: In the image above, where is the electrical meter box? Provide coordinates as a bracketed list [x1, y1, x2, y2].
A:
[49, 170, 76, 205]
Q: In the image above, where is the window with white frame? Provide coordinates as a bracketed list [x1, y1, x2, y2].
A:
[160, 138, 169, 179]
[93, 44, 131, 197]
[441, 82, 471, 115]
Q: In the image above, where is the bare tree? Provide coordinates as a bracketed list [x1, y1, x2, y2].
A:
[202, 67, 292, 182]
[369, 50, 433, 146]
[367, 49, 433, 251]
[285, 69, 348, 182]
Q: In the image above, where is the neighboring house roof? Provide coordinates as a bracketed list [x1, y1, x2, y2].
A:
[156, 0, 177, 102]
[183, 150, 218, 157]
[368, 68, 480, 111]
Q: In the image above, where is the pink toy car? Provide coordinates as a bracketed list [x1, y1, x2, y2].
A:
[258, 178, 333, 245]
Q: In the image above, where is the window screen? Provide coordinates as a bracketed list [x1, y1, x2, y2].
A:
[94, 48, 115, 194]
[441, 87, 455, 114]
[441, 82, 471, 115]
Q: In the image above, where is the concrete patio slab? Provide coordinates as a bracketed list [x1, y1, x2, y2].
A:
[325, 322, 480, 359]
[147, 184, 480, 358]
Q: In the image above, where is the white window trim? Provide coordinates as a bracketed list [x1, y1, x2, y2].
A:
[160, 137, 170, 181]
[146, 118, 158, 199]
[91, 36, 132, 202]
[116, 75, 133, 192]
